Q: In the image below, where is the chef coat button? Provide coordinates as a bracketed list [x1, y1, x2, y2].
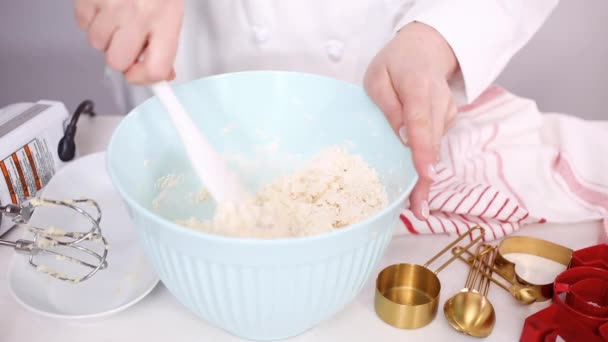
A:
[252, 26, 269, 44]
[325, 40, 344, 62]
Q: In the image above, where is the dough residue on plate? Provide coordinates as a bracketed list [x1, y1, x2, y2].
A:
[174, 147, 388, 239]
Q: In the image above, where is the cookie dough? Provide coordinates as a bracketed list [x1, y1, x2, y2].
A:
[176, 147, 388, 238]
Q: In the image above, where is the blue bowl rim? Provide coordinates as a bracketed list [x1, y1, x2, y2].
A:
[106, 70, 418, 246]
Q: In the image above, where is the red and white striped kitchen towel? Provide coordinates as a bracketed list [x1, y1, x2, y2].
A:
[397, 86, 608, 242]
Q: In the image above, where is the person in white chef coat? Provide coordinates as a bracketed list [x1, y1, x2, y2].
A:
[73, 0, 559, 220]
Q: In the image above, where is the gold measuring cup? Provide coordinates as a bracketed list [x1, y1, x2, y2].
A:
[451, 236, 573, 304]
[375, 226, 485, 329]
[444, 244, 497, 337]
[494, 236, 572, 302]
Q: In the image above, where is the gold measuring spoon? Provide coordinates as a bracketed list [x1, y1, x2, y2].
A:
[452, 246, 537, 305]
[444, 244, 496, 337]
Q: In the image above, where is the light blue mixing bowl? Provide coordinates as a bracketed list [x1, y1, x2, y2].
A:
[106, 71, 417, 340]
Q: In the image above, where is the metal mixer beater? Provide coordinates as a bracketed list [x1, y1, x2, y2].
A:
[0, 197, 108, 283]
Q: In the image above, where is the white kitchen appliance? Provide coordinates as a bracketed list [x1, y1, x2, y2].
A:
[0, 100, 94, 235]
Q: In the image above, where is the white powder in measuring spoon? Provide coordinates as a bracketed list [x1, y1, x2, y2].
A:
[175, 147, 388, 239]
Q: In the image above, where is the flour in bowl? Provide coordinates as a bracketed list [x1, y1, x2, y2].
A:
[175, 147, 388, 238]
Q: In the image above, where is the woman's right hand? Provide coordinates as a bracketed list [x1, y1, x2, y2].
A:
[73, 0, 184, 84]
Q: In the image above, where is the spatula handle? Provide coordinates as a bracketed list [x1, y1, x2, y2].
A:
[150, 81, 246, 204]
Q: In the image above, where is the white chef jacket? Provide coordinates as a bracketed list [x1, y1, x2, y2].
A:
[105, 0, 559, 114]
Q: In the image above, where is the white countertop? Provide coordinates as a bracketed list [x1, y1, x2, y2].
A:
[0, 115, 603, 342]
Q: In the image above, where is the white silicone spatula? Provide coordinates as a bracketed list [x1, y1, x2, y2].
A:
[150, 81, 247, 204]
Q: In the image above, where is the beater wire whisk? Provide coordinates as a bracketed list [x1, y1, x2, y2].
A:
[0, 197, 108, 283]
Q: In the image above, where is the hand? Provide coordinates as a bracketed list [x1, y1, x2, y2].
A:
[364, 22, 459, 220]
[73, 0, 184, 84]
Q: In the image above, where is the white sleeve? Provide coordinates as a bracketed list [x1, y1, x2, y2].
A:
[396, 0, 559, 104]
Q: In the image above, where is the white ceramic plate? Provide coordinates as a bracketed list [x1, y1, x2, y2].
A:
[7, 152, 159, 319]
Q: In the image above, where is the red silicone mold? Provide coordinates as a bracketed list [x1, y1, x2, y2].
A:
[520, 244, 608, 342]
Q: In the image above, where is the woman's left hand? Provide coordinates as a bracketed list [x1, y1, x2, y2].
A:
[364, 22, 459, 221]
